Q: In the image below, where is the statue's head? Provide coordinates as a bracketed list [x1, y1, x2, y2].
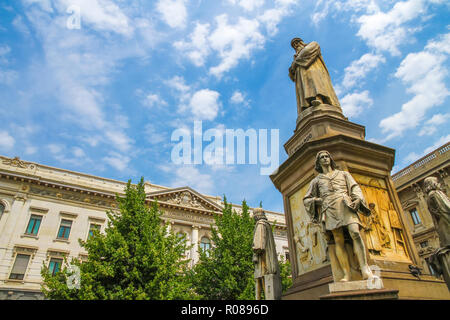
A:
[424, 176, 440, 193]
[253, 207, 268, 221]
[291, 37, 305, 50]
[315, 150, 338, 173]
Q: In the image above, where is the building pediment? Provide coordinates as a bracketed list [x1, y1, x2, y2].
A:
[146, 187, 223, 214]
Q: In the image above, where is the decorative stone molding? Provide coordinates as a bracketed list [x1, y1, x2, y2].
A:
[2, 157, 29, 169]
[13, 245, 38, 258]
[46, 249, 70, 261]
[88, 216, 106, 223]
[59, 211, 78, 218]
[29, 206, 49, 214]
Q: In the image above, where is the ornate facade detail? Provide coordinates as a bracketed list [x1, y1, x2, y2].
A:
[2, 157, 29, 169]
[167, 191, 202, 208]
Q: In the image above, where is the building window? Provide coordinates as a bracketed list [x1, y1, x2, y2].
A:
[409, 208, 421, 225]
[57, 219, 73, 240]
[48, 258, 63, 276]
[9, 254, 31, 280]
[200, 237, 211, 256]
[0, 202, 4, 219]
[88, 224, 101, 239]
[420, 241, 429, 248]
[285, 252, 290, 262]
[25, 215, 42, 236]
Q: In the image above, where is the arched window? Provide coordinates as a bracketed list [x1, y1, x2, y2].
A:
[200, 237, 211, 257]
[0, 202, 4, 220]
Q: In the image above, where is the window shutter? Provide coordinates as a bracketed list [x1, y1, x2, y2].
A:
[11, 254, 30, 276]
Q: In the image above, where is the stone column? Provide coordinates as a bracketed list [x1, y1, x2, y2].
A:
[0, 193, 29, 265]
[191, 226, 199, 265]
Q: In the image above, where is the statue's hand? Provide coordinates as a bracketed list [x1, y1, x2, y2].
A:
[350, 199, 361, 212]
[314, 198, 323, 206]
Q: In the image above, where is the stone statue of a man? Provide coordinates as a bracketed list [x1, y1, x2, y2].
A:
[289, 38, 340, 114]
[252, 208, 282, 300]
[303, 150, 374, 281]
[424, 176, 450, 290]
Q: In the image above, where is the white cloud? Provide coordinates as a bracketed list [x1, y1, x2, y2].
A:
[57, 0, 134, 36]
[104, 130, 133, 152]
[144, 93, 168, 108]
[25, 146, 37, 155]
[0, 131, 15, 150]
[48, 144, 63, 154]
[170, 166, 214, 194]
[72, 147, 86, 158]
[228, 0, 265, 11]
[0, 45, 18, 84]
[403, 134, 450, 164]
[209, 15, 265, 78]
[379, 32, 450, 141]
[156, 0, 187, 29]
[230, 90, 245, 104]
[341, 53, 385, 90]
[423, 134, 450, 155]
[103, 152, 131, 171]
[189, 89, 221, 121]
[173, 1, 298, 77]
[340, 90, 373, 118]
[419, 113, 450, 136]
[174, 22, 211, 67]
[356, 0, 426, 55]
[144, 125, 166, 145]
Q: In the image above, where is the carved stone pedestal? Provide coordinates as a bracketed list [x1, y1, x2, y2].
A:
[320, 288, 399, 300]
[264, 274, 282, 300]
[272, 104, 450, 300]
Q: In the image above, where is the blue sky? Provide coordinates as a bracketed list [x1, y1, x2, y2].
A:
[0, 0, 449, 213]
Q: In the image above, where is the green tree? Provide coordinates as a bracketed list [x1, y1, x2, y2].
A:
[190, 197, 255, 300]
[41, 178, 193, 300]
[279, 256, 293, 294]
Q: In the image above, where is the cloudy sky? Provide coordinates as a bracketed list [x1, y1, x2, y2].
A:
[0, 0, 449, 212]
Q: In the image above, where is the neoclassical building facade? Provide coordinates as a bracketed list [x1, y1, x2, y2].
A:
[0, 155, 288, 300]
[393, 142, 449, 276]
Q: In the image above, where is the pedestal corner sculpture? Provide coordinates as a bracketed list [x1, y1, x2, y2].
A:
[253, 208, 282, 300]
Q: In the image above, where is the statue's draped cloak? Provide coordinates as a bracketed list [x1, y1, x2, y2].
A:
[427, 189, 450, 247]
[303, 170, 370, 231]
[426, 188, 450, 290]
[253, 219, 279, 279]
[289, 41, 340, 112]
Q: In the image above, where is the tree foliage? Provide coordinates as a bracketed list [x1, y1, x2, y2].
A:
[189, 197, 293, 300]
[189, 197, 255, 300]
[41, 178, 193, 300]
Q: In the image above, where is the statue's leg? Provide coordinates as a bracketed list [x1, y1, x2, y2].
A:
[348, 223, 373, 279]
[331, 228, 351, 281]
[255, 279, 261, 300]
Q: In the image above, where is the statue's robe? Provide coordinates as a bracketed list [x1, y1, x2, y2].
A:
[427, 188, 450, 290]
[253, 219, 279, 279]
[289, 41, 340, 113]
[427, 189, 450, 247]
[303, 170, 371, 232]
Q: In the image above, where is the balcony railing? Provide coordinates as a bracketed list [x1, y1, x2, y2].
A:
[392, 142, 450, 182]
